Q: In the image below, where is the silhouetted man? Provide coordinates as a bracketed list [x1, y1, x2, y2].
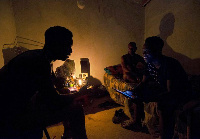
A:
[120, 42, 145, 130]
[121, 42, 145, 83]
[0, 26, 87, 139]
[136, 36, 192, 139]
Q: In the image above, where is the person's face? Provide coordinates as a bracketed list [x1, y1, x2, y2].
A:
[128, 45, 136, 55]
[143, 45, 153, 63]
[57, 38, 73, 61]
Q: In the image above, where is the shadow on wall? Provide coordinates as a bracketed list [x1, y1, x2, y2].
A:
[158, 13, 200, 75]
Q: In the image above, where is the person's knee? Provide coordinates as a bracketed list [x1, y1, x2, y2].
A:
[123, 73, 136, 82]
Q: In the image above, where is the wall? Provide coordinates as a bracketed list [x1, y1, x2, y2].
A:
[2, 0, 199, 82]
[145, 0, 200, 75]
[10, 0, 144, 83]
[0, 0, 16, 68]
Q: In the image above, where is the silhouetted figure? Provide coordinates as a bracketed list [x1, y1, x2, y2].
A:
[135, 36, 193, 139]
[120, 42, 145, 130]
[0, 26, 87, 139]
[121, 42, 145, 83]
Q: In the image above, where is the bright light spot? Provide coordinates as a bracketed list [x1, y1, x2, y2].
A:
[73, 75, 76, 79]
[78, 79, 82, 86]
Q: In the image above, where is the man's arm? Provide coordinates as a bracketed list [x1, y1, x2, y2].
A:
[121, 56, 131, 73]
[131, 75, 148, 94]
[155, 80, 171, 99]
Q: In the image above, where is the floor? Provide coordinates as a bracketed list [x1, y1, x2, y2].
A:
[42, 94, 153, 139]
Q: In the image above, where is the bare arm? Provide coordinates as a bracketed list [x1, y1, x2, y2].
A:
[132, 75, 148, 94]
[121, 56, 131, 73]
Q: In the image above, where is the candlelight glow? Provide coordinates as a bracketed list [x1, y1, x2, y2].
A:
[73, 75, 76, 79]
[78, 79, 82, 86]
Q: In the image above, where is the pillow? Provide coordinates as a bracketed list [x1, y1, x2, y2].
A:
[104, 64, 123, 75]
[104, 66, 117, 75]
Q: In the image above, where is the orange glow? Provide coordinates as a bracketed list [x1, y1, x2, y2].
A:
[78, 79, 82, 86]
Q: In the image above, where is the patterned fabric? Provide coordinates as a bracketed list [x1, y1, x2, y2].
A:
[104, 73, 137, 106]
[104, 72, 160, 134]
[104, 64, 123, 76]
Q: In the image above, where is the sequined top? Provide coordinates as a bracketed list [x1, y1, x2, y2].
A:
[145, 55, 190, 93]
[147, 63, 160, 84]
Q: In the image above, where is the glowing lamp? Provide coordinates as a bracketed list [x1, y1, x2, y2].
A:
[78, 79, 82, 86]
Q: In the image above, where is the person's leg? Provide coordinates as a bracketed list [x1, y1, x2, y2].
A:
[129, 102, 138, 123]
[13, 97, 87, 139]
[158, 110, 164, 138]
[62, 104, 87, 139]
[122, 101, 137, 126]
[128, 100, 144, 123]
[39, 102, 87, 139]
[122, 99, 144, 129]
[158, 97, 177, 139]
[159, 109, 175, 139]
[123, 72, 137, 83]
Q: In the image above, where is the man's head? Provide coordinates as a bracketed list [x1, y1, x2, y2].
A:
[44, 26, 73, 61]
[128, 42, 137, 55]
[143, 36, 164, 63]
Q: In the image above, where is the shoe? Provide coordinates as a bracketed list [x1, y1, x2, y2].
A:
[112, 109, 126, 124]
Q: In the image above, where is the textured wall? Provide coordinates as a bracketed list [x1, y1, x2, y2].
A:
[0, 0, 16, 68]
[10, 0, 145, 83]
[145, 0, 200, 75]
[1, 0, 199, 82]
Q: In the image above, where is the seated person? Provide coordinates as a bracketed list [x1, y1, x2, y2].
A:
[121, 42, 145, 83]
[134, 36, 193, 138]
[120, 42, 145, 129]
[0, 26, 87, 139]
